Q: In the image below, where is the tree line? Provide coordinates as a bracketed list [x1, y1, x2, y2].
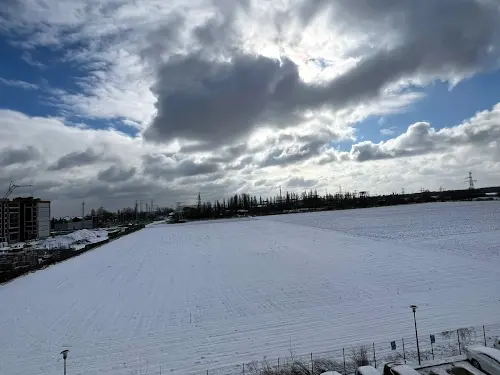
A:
[68, 185, 497, 224]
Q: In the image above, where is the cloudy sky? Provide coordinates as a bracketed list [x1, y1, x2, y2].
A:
[1, 0, 500, 217]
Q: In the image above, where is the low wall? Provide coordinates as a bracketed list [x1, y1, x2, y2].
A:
[0, 225, 145, 284]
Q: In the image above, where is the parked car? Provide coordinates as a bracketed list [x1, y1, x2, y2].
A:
[494, 338, 500, 350]
[383, 362, 420, 375]
[320, 371, 343, 375]
[465, 346, 500, 375]
[355, 365, 381, 375]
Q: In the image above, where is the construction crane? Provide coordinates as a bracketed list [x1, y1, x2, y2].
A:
[464, 172, 477, 190]
[3, 181, 33, 199]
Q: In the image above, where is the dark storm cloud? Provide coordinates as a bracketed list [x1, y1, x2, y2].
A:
[48, 148, 103, 171]
[350, 141, 396, 162]
[46, 177, 185, 202]
[176, 159, 221, 176]
[140, 13, 186, 63]
[142, 154, 221, 180]
[301, 0, 500, 48]
[259, 138, 327, 168]
[0, 146, 40, 166]
[286, 177, 318, 189]
[97, 165, 136, 182]
[144, 0, 500, 148]
[143, 54, 302, 146]
[175, 171, 226, 186]
[253, 179, 267, 187]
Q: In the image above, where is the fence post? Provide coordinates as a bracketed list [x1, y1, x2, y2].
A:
[483, 325, 487, 346]
[402, 338, 406, 364]
[373, 343, 377, 368]
[278, 357, 280, 372]
[343, 348, 346, 375]
[457, 330, 462, 355]
[311, 353, 313, 375]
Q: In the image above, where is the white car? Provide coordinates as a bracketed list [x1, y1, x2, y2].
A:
[355, 365, 382, 375]
[320, 371, 343, 375]
[383, 362, 420, 375]
[465, 346, 500, 375]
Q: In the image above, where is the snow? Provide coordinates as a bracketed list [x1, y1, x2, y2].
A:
[0, 202, 499, 375]
[466, 346, 500, 362]
[391, 365, 420, 375]
[36, 229, 109, 250]
[358, 366, 382, 375]
[145, 220, 168, 227]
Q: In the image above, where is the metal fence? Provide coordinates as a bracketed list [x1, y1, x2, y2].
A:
[192, 322, 500, 375]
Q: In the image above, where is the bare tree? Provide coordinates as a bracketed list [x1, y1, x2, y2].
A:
[350, 344, 370, 367]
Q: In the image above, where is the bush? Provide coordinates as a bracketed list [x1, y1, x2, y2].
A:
[351, 344, 370, 367]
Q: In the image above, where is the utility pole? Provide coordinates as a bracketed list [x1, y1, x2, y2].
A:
[465, 172, 477, 190]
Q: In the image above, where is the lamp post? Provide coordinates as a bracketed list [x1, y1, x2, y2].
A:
[410, 305, 421, 365]
[60, 349, 69, 375]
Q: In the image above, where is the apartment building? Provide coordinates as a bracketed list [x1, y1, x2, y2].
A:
[0, 198, 50, 244]
[0, 199, 20, 244]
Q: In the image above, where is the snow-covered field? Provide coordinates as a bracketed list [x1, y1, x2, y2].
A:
[1, 202, 499, 375]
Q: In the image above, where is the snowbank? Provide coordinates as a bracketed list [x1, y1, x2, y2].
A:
[37, 229, 109, 250]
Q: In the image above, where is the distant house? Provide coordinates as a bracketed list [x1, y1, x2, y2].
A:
[237, 209, 249, 216]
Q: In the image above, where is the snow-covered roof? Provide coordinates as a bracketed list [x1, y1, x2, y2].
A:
[391, 365, 420, 375]
[320, 371, 342, 375]
[357, 366, 381, 375]
[468, 346, 500, 362]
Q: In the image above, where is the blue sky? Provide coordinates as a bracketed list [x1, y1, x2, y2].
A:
[344, 70, 500, 148]
[1, 0, 500, 216]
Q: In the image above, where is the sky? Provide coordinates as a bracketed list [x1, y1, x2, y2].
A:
[1, 0, 500, 217]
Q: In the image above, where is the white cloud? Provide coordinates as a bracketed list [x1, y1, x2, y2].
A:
[350, 104, 500, 162]
[0, 77, 39, 90]
[1, 0, 500, 214]
[1, 101, 499, 216]
[380, 127, 396, 136]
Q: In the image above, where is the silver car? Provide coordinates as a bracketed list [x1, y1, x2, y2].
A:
[465, 346, 500, 375]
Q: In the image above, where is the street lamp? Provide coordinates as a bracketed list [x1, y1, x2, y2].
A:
[60, 349, 69, 375]
[410, 305, 421, 365]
